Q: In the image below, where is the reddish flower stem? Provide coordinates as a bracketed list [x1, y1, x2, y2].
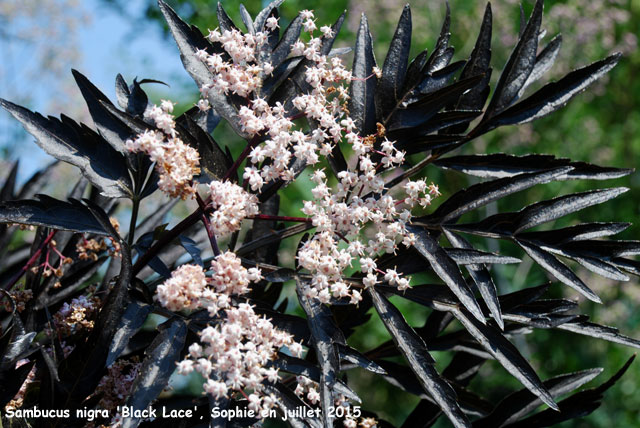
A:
[248, 214, 312, 223]
[4, 230, 57, 290]
[132, 207, 204, 275]
[223, 135, 260, 181]
[195, 193, 220, 257]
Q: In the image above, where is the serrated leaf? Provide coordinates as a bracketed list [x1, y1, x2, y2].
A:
[424, 3, 452, 74]
[514, 188, 628, 233]
[239, 4, 255, 34]
[517, 222, 631, 245]
[178, 115, 232, 181]
[0, 309, 35, 368]
[502, 356, 634, 427]
[216, 2, 239, 33]
[559, 239, 640, 259]
[445, 248, 521, 265]
[122, 318, 187, 428]
[566, 255, 629, 281]
[72, 69, 136, 154]
[454, 3, 492, 114]
[429, 166, 572, 223]
[377, 5, 411, 119]
[389, 74, 485, 130]
[0, 196, 108, 235]
[516, 239, 601, 303]
[491, 53, 621, 128]
[408, 225, 485, 324]
[0, 99, 132, 198]
[556, 321, 640, 349]
[440, 303, 559, 412]
[367, 286, 470, 428]
[449, 187, 628, 238]
[518, 34, 562, 98]
[433, 153, 632, 180]
[483, 0, 543, 118]
[476, 368, 602, 427]
[296, 277, 342, 427]
[404, 49, 429, 91]
[444, 230, 504, 330]
[350, 13, 378, 135]
[413, 60, 466, 98]
[337, 344, 386, 374]
[107, 300, 153, 367]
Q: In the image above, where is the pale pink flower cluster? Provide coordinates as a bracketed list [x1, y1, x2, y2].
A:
[297, 160, 439, 302]
[192, 10, 440, 301]
[156, 252, 303, 412]
[125, 101, 200, 199]
[155, 264, 208, 311]
[197, 28, 272, 98]
[208, 180, 259, 237]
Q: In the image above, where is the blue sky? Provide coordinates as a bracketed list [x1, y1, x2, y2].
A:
[0, 0, 196, 180]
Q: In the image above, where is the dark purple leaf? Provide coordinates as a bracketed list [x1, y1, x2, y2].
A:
[483, 0, 543, 118]
[0, 99, 132, 198]
[556, 321, 640, 349]
[518, 34, 562, 98]
[158, 0, 247, 138]
[216, 2, 239, 33]
[239, 4, 255, 34]
[0, 196, 109, 235]
[122, 318, 187, 428]
[377, 5, 411, 119]
[433, 153, 632, 180]
[295, 277, 343, 427]
[350, 13, 378, 135]
[516, 239, 601, 303]
[476, 368, 602, 427]
[444, 229, 504, 330]
[367, 286, 470, 428]
[408, 225, 485, 323]
[491, 53, 621, 128]
[443, 304, 559, 412]
[107, 300, 153, 366]
[503, 356, 634, 427]
[453, 3, 492, 115]
[514, 188, 628, 233]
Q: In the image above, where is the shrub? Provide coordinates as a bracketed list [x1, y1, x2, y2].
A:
[0, 0, 637, 427]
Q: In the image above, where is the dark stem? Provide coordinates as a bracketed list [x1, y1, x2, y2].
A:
[4, 229, 57, 290]
[248, 214, 312, 223]
[127, 197, 140, 247]
[195, 193, 220, 257]
[223, 135, 260, 181]
[383, 153, 439, 194]
[132, 207, 203, 275]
